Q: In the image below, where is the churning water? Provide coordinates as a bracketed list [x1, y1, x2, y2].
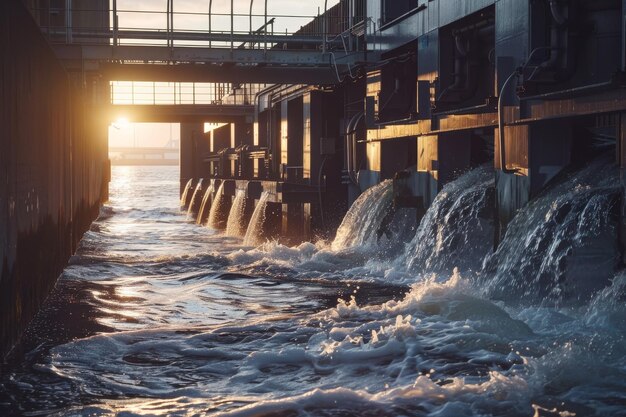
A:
[1, 163, 626, 417]
[225, 190, 248, 237]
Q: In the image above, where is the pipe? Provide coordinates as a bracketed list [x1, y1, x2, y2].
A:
[231, 0, 234, 51]
[496, 49, 558, 174]
[112, 0, 117, 47]
[528, 0, 568, 78]
[65, 0, 72, 43]
[454, 35, 469, 57]
[322, 0, 328, 54]
[208, 0, 212, 48]
[541, 18, 562, 71]
[345, 111, 364, 185]
[249, 0, 254, 45]
[264, 0, 268, 53]
[498, 70, 520, 175]
[318, 155, 329, 228]
[549, 0, 567, 26]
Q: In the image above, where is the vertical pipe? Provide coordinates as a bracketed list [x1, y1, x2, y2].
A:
[65, 0, 72, 43]
[250, 0, 254, 35]
[112, 0, 117, 46]
[166, 0, 170, 47]
[231, 0, 234, 52]
[47, 0, 51, 37]
[170, 0, 173, 48]
[322, 0, 328, 54]
[348, 0, 353, 30]
[623, 5, 626, 71]
[208, 0, 213, 48]
[264, 0, 268, 53]
[249, 0, 254, 48]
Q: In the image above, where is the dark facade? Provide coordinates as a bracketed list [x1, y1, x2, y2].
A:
[0, 0, 109, 359]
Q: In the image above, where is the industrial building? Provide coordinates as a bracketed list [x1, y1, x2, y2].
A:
[3, 0, 626, 358]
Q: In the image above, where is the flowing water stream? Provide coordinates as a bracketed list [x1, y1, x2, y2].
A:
[225, 190, 248, 237]
[1, 162, 625, 417]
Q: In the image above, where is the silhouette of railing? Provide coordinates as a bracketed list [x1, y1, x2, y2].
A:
[110, 82, 266, 106]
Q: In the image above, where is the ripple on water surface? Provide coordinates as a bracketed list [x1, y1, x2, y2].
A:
[2, 165, 626, 417]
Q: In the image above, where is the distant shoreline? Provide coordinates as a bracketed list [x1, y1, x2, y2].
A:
[111, 159, 179, 166]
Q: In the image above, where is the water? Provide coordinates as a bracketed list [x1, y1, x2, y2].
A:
[207, 183, 230, 230]
[331, 180, 394, 251]
[187, 179, 205, 219]
[243, 192, 270, 247]
[1, 164, 626, 417]
[225, 190, 248, 237]
[180, 179, 194, 209]
[196, 183, 215, 226]
[484, 156, 621, 304]
[404, 165, 495, 276]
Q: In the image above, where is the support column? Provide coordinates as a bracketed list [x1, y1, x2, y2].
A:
[303, 91, 324, 182]
[254, 110, 269, 178]
[210, 123, 231, 177]
[231, 122, 253, 178]
[617, 113, 626, 263]
[495, 121, 573, 240]
[280, 97, 306, 242]
[180, 122, 206, 195]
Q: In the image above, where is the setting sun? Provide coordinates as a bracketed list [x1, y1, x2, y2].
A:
[113, 117, 130, 129]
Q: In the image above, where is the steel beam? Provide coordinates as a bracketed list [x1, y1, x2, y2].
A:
[107, 104, 254, 123]
[44, 28, 333, 46]
[54, 44, 344, 66]
[100, 63, 339, 84]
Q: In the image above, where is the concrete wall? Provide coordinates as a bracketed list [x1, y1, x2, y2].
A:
[1, 0, 109, 359]
[180, 122, 207, 191]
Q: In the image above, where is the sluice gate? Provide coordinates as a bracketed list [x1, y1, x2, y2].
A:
[3, 0, 626, 359]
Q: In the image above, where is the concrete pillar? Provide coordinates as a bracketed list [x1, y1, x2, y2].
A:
[210, 123, 232, 177]
[282, 203, 307, 244]
[180, 122, 206, 195]
[279, 97, 304, 180]
[281, 100, 289, 170]
[617, 113, 626, 263]
[231, 122, 253, 178]
[278, 97, 305, 241]
[254, 110, 269, 178]
[413, 130, 495, 210]
[495, 121, 573, 239]
[361, 141, 382, 191]
[303, 91, 324, 182]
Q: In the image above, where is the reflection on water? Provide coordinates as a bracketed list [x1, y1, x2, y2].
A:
[1, 165, 625, 417]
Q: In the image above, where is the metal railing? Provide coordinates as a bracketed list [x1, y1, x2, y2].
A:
[28, 1, 362, 52]
[110, 81, 265, 106]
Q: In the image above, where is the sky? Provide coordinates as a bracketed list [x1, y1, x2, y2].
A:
[109, 0, 339, 149]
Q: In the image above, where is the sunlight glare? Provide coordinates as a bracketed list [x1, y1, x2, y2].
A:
[113, 117, 130, 130]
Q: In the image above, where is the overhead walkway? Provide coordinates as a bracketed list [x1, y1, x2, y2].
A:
[31, 1, 367, 84]
[107, 81, 258, 123]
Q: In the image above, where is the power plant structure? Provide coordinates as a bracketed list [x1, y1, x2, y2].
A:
[2, 0, 626, 358]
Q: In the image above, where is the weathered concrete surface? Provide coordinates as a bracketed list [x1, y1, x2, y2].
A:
[1, 0, 109, 359]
